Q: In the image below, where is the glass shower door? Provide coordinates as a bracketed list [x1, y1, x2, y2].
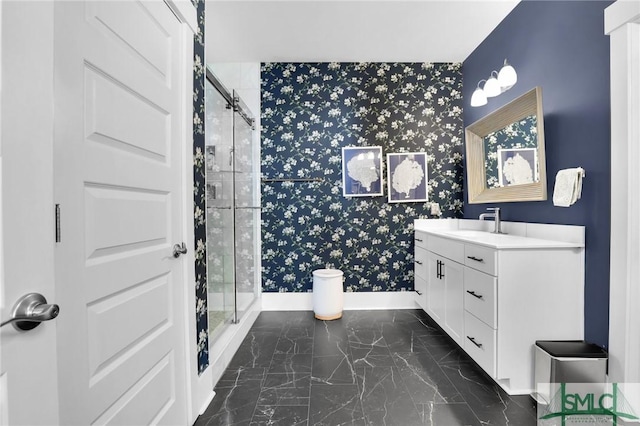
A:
[232, 91, 258, 320]
[205, 80, 235, 338]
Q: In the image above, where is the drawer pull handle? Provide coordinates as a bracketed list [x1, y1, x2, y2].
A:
[467, 336, 483, 348]
[415, 260, 423, 265]
[436, 260, 444, 279]
[467, 256, 484, 262]
[466, 290, 483, 299]
[415, 290, 422, 296]
[415, 238, 423, 242]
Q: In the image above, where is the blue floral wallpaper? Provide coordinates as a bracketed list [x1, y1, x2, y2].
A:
[261, 63, 464, 293]
[191, 0, 208, 375]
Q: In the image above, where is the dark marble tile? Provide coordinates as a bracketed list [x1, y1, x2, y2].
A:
[257, 373, 310, 406]
[440, 362, 536, 425]
[227, 331, 280, 369]
[346, 327, 386, 346]
[217, 367, 267, 386]
[392, 352, 464, 404]
[275, 335, 314, 355]
[342, 310, 391, 331]
[200, 381, 262, 426]
[425, 339, 470, 365]
[251, 406, 308, 426]
[388, 311, 446, 336]
[418, 402, 481, 426]
[384, 327, 433, 354]
[252, 311, 291, 331]
[313, 319, 350, 357]
[349, 330, 394, 363]
[269, 353, 313, 374]
[199, 310, 538, 426]
[352, 352, 396, 368]
[356, 366, 422, 426]
[282, 324, 315, 339]
[309, 384, 365, 426]
[312, 355, 357, 385]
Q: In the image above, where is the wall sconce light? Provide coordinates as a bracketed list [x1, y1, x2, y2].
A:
[470, 59, 518, 107]
[470, 80, 487, 107]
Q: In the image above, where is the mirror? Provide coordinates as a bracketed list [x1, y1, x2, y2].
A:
[465, 87, 546, 203]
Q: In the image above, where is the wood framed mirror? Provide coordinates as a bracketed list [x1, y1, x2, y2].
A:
[465, 87, 546, 204]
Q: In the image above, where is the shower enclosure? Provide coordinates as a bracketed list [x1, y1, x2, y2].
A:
[205, 68, 259, 341]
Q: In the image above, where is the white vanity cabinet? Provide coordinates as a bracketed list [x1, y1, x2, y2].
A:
[413, 219, 585, 395]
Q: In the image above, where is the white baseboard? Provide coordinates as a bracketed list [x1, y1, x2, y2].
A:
[198, 391, 215, 416]
[261, 291, 419, 311]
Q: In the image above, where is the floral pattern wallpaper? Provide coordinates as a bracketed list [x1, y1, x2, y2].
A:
[484, 114, 538, 188]
[191, 0, 208, 375]
[261, 63, 464, 293]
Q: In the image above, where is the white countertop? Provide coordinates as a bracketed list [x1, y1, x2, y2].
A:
[414, 219, 585, 249]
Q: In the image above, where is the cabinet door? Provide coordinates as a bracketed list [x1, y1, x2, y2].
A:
[427, 252, 445, 325]
[443, 260, 464, 346]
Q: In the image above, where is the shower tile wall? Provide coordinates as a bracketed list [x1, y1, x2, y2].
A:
[261, 62, 464, 294]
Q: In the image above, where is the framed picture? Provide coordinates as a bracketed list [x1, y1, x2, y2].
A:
[386, 152, 428, 203]
[342, 146, 383, 197]
[497, 147, 538, 187]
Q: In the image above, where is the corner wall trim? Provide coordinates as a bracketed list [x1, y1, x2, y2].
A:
[261, 291, 418, 311]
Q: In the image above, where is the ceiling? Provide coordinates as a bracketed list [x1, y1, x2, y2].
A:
[205, 0, 520, 63]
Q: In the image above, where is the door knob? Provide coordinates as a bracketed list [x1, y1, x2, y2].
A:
[172, 242, 188, 258]
[0, 293, 60, 331]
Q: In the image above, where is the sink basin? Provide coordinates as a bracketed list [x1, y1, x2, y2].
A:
[442, 230, 502, 238]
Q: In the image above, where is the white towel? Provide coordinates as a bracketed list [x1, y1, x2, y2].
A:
[553, 168, 585, 207]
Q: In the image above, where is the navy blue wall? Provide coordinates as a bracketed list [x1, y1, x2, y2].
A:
[463, 1, 612, 348]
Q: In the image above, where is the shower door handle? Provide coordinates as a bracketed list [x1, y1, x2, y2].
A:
[172, 242, 188, 258]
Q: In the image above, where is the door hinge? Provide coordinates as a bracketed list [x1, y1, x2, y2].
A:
[55, 204, 61, 243]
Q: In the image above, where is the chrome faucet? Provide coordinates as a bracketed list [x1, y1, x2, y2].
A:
[479, 207, 505, 234]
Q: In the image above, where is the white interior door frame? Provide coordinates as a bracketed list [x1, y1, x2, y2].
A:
[0, 1, 60, 424]
[606, 0, 640, 398]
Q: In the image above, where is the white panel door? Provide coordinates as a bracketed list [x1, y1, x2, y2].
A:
[53, 1, 188, 424]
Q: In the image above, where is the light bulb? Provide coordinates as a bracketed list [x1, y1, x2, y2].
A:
[470, 86, 487, 107]
[498, 59, 517, 90]
[484, 71, 501, 97]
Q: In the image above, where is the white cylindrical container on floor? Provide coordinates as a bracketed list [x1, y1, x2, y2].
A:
[312, 269, 344, 320]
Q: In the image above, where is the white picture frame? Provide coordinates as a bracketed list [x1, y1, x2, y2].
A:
[386, 152, 428, 203]
[341, 146, 383, 197]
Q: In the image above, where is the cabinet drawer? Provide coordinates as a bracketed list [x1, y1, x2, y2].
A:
[414, 276, 427, 310]
[415, 246, 428, 279]
[464, 244, 497, 275]
[427, 235, 464, 264]
[415, 231, 428, 250]
[464, 312, 496, 378]
[464, 268, 497, 328]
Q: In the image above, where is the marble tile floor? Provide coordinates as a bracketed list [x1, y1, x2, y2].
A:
[193, 310, 537, 426]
